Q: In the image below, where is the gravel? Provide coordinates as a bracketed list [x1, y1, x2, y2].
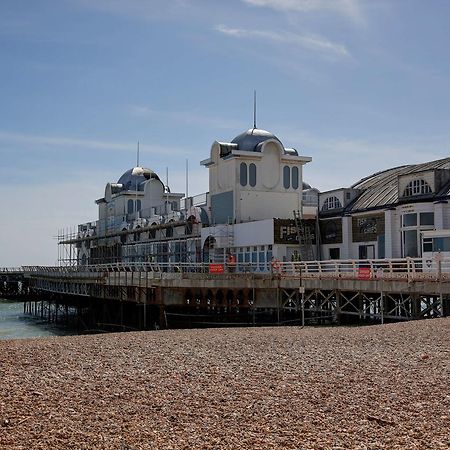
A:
[1, 318, 449, 449]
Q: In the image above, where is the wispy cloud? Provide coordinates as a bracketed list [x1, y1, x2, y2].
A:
[69, 0, 195, 22]
[242, 0, 364, 24]
[0, 130, 188, 158]
[214, 25, 350, 60]
[279, 128, 448, 191]
[129, 105, 242, 130]
[0, 130, 132, 151]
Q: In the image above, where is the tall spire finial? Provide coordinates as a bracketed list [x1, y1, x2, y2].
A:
[253, 90, 257, 129]
[137, 141, 140, 167]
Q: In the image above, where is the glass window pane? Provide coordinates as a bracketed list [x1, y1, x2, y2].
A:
[240, 162, 247, 186]
[292, 166, 299, 189]
[283, 166, 290, 189]
[403, 213, 417, 227]
[404, 230, 418, 257]
[420, 212, 434, 226]
[127, 199, 134, 214]
[423, 238, 432, 252]
[249, 163, 256, 187]
[434, 237, 450, 252]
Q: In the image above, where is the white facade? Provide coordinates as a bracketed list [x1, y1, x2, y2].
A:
[200, 127, 313, 263]
[69, 126, 314, 267]
[318, 158, 450, 261]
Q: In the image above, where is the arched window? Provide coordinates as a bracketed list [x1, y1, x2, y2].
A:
[283, 166, 290, 189]
[136, 200, 141, 211]
[149, 224, 157, 239]
[322, 196, 342, 211]
[249, 163, 257, 187]
[185, 216, 195, 235]
[403, 179, 432, 197]
[240, 162, 247, 186]
[127, 199, 134, 214]
[166, 221, 174, 238]
[292, 166, 299, 189]
[120, 228, 127, 244]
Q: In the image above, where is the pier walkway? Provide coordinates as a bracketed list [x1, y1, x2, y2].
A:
[0, 257, 445, 329]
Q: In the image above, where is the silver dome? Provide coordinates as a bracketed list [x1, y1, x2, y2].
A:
[117, 167, 160, 191]
[231, 128, 283, 152]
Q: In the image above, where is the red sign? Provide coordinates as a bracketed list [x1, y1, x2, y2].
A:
[358, 267, 372, 280]
[209, 264, 224, 274]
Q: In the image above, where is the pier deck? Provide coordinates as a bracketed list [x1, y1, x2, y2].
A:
[3, 257, 446, 330]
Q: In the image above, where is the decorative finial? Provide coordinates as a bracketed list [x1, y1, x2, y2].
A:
[137, 141, 140, 167]
[253, 90, 257, 129]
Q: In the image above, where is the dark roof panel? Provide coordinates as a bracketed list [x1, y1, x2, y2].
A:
[346, 157, 450, 212]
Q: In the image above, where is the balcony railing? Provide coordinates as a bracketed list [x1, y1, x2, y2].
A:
[18, 257, 450, 282]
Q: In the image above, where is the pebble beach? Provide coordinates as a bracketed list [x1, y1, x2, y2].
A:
[1, 319, 449, 449]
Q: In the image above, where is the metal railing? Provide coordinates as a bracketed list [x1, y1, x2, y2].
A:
[0, 267, 24, 274]
[16, 257, 450, 281]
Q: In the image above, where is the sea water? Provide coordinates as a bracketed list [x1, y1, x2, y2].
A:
[0, 298, 69, 340]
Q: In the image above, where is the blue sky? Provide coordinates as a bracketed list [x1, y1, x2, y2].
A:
[1, 0, 450, 265]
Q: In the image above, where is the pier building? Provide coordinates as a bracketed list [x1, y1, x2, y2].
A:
[318, 158, 450, 262]
[60, 126, 315, 268]
[4, 122, 450, 331]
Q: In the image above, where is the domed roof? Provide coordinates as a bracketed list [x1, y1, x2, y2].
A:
[231, 127, 283, 152]
[117, 167, 160, 191]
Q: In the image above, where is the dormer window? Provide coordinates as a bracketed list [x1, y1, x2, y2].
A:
[322, 196, 342, 211]
[403, 179, 432, 197]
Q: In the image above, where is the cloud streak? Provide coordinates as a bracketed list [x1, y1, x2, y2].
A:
[279, 128, 448, 191]
[242, 0, 364, 24]
[0, 130, 131, 151]
[0, 130, 189, 160]
[129, 105, 242, 130]
[214, 25, 350, 59]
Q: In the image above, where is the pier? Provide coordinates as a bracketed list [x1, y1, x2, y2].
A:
[2, 257, 448, 332]
[0, 268, 29, 300]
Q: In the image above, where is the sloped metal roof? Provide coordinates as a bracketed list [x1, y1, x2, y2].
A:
[347, 157, 450, 212]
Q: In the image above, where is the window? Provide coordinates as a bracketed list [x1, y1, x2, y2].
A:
[402, 213, 417, 227]
[403, 179, 432, 197]
[359, 245, 375, 259]
[433, 237, 450, 252]
[423, 238, 433, 252]
[120, 229, 127, 244]
[401, 212, 434, 257]
[283, 166, 290, 189]
[127, 199, 134, 214]
[420, 212, 434, 226]
[149, 225, 156, 239]
[322, 196, 342, 211]
[240, 162, 247, 186]
[329, 248, 340, 259]
[404, 230, 418, 257]
[249, 163, 256, 187]
[136, 200, 142, 211]
[259, 251, 265, 271]
[292, 167, 299, 189]
[378, 235, 385, 259]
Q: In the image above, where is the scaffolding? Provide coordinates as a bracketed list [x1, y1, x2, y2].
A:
[58, 216, 203, 267]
